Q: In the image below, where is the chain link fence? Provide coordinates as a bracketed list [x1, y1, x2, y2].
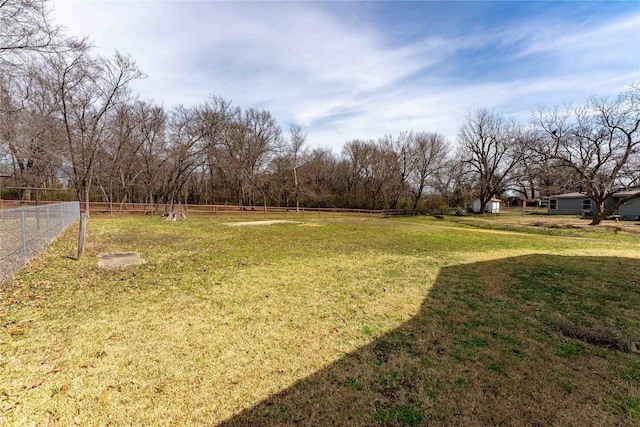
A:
[0, 202, 80, 284]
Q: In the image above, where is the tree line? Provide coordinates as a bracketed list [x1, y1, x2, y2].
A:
[1, 0, 639, 225]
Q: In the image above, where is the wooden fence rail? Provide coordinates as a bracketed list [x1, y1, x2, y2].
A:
[82, 202, 413, 217]
[1, 200, 413, 217]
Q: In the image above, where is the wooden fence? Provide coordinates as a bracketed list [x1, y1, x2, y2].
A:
[84, 202, 413, 217]
[1, 200, 413, 217]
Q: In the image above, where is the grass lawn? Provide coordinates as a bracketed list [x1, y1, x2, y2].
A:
[1, 213, 639, 426]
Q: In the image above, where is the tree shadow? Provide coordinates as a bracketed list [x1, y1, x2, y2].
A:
[219, 254, 640, 426]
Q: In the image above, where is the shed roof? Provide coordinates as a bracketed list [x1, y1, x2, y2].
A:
[473, 198, 501, 203]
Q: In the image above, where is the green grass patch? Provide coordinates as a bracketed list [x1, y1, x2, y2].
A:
[373, 404, 425, 426]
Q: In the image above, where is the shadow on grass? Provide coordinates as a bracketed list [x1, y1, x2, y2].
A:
[220, 254, 640, 426]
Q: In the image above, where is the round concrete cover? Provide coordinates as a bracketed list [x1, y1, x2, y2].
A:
[97, 253, 145, 267]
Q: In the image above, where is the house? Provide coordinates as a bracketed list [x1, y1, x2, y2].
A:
[609, 189, 640, 220]
[473, 198, 500, 214]
[547, 192, 593, 215]
[548, 189, 640, 219]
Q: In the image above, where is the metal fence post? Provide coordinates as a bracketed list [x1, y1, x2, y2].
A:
[46, 205, 51, 241]
[21, 209, 28, 261]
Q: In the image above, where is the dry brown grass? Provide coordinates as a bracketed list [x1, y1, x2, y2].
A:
[1, 215, 639, 426]
[454, 209, 640, 236]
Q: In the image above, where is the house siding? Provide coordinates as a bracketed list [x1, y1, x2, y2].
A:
[618, 197, 640, 219]
[548, 197, 592, 215]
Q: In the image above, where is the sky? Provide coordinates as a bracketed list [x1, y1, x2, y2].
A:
[49, 0, 640, 152]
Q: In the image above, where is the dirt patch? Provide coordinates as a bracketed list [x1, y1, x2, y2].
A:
[552, 314, 624, 351]
[222, 220, 302, 227]
[97, 252, 145, 267]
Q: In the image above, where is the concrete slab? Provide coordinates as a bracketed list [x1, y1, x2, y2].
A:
[97, 252, 145, 267]
[222, 220, 302, 227]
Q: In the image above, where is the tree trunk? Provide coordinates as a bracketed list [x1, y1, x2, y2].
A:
[84, 186, 90, 218]
[589, 200, 605, 225]
[412, 195, 419, 215]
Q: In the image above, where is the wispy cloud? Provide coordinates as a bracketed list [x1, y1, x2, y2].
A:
[512, 13, 640, 62]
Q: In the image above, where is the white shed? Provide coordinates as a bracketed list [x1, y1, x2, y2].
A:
[473, 198, 501, 214]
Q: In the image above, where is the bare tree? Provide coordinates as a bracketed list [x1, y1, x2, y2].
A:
[368, 138, 402, 210]
[95, 100, 158, 209]
[342, 139, 369, 208]
[297, 147, 340, 208]
[136, 100, 167, 209]
[219, 107, 281, 213]
[406, 131, 449, 214]
[0, 59, 66, 200]
[533, 83, 640, 224]
[0, 76, 23, 190]
[341, 138, 403, 210]
[458, 108, 524, 213]
[200, 95, 234, 204]
[511, 136, 582, 203]
[0, 0, 73, 202]
[265, 152, 291, 207]
[508, 130, 541, 202]
[288, 124, 307, 212]
[0, 0, 62, 66]
[48, 45, 143, 216]
[433, 156, 474, 210]
[263, 124, 307, 209]
[387, 133, 411, 210]
[159, 104, 207, 211]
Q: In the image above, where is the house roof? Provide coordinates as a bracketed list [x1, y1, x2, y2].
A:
[550, 192, 590, 199]
[551, 189, 640, 199]
[612, 188, 640, 197]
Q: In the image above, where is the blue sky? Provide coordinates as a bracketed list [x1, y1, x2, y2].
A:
[50, 1, 640, 152]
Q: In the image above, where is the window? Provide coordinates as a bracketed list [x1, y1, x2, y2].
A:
[582, 199, 591, 210]
[550, 199, 557, 210]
